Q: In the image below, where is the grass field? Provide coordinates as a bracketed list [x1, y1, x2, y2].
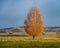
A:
[0, 41, 60, 48]
[0, 36, 60, 48]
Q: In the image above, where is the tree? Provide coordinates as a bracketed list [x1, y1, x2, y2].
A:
[24, 6, 44, 39]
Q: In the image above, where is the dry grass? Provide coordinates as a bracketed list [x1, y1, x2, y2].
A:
[0, 35, 60, 42]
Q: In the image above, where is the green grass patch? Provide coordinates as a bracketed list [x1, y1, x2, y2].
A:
[0, 41, 60, 48]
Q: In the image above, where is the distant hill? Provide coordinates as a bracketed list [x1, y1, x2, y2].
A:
[0, 26, 23, 33]
[0, 27, 13, 30]
[0, 26, 60, 36]
[0, 26, 23, 31]
[0, 26, 60, 32]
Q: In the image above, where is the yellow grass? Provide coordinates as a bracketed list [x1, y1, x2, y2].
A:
[0, 36, 60, 42]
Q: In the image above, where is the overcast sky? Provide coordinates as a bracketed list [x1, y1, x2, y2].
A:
[0, 0, 60, 28]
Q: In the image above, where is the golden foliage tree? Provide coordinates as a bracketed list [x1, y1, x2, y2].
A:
[24, 7, 44, 39]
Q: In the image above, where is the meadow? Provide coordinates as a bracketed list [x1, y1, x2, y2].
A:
[0, 41, 60, 48]
[0, 35, 60, 48]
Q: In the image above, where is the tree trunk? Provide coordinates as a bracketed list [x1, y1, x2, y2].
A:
[33, 35, 35, 39]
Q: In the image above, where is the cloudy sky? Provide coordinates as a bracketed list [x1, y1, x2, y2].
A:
[0, 0, 60, 28]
